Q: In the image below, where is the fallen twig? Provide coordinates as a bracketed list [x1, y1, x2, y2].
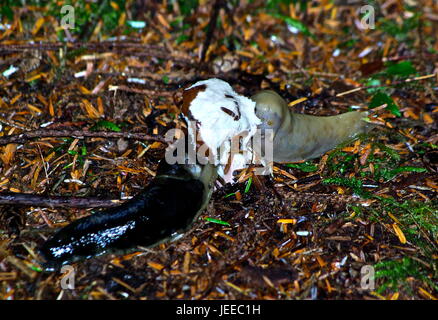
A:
[0, 129, 166, 146]
[0, 192, 121, 208]
[276, 189, 372, 207]
[200, 0, 224, 63]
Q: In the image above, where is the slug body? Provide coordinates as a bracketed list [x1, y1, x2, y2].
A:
[39, 79, 373, 269]
[252, 90, 372, 162]
[39, 161, 217, 269]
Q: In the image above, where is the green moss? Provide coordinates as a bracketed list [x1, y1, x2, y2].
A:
[323, 134, 436, 295]
[362, 197, 438, 294]
[285, 161, 318, 172]
[322, 176, 364, 195]
[375, 257, 437, 294]
[375, 197, 437, 253]
[325, 137, 426, 185]
[90, 120, 121, 132]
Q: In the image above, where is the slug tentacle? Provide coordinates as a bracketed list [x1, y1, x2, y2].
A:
[39, 161, 217, 270]
[251, 90, 373, 162]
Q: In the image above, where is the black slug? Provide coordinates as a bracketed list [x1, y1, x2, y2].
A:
[39, 161, 217, 270]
